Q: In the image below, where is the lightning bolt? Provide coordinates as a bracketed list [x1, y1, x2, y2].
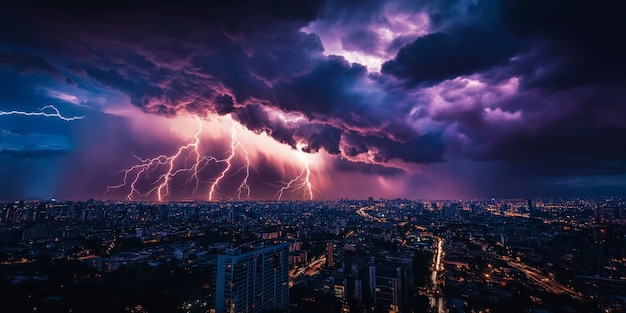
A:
[154, 121, 204, 201]
[0, 105, 84, 121]
[276, 143, 318, 200]
[106, 119, 209, 201]
[208, 122, 252, 201]
[207, 124, 237, 201]
[106, 117, 254, 202]
[236, 143, 251, 200]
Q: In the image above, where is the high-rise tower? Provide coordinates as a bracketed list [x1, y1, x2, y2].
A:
[213, 241, 289, 313]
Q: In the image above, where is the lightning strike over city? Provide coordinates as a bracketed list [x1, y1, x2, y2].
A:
[104, 115, 316, 201]
[3, 1, 626, 313]
[235, 141, 252, 200]
[207, 122, 244, 201]
[105, 118, 207, 201]
[276, 143, 319, 200]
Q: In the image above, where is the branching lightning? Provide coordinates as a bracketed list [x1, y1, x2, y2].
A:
[235, 140, 252, 200]
[0, 105, 84, 121]
[207, 124, 237, 201]
[276, 143, 319, 200]
[106, 117, 254, 201]
[105, 119, 208, 201]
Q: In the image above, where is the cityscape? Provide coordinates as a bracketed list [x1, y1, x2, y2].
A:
[2, 0, 626, 312]
[0, 198, 625, 312]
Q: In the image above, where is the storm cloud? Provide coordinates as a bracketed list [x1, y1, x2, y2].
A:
[1, 0, 625, 199]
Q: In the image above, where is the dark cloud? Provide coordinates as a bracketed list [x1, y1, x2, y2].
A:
[333, 158, 406, 176]
[214, 94, 235, 115]
[83, 66, 165, 109]
[247, 31, 325, 84]
[0, 1, 326, 31]
[0, 0, 449, 170]
[297, 124, 342, 155]
[190, 47, 273, 104]
[386, 35, 418, 54]
[382, 28, 520, 87]
[425, 76, 626, 177]
[472, 90, 626, 176]
[232, 104, 343, 155]
[501, 0, 626, 90]
[274, 56, 367, 116]
[65, 77, 77, 86]
[343, 132, 445, 164]
[341, 30, 381, 54]
[373, 0, 626, 181]
[0, 51, 59, 74]
[2, 0, 626, 199]
[316, 0, 386, 22]
[232, 104, 298, 148]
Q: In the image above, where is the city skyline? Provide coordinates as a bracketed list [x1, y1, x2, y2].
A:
[1, 197, 624, 312]
[1, 0, 626, 201]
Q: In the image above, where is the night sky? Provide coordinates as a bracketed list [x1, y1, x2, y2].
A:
[1, 0, 625, 201]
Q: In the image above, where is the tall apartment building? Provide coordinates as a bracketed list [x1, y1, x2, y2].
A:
[213, 241, 289, 313]
[327, 242, 334, 267]
[368, 257, 411, 313]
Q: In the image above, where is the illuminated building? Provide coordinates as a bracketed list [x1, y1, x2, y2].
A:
[327, 242, 334, 267]
[213, 241, 289, 313]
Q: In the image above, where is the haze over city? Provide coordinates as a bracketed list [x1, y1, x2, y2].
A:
[2, 0, 625, 201]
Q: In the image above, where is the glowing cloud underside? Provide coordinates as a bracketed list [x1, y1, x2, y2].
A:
[105, 115, 319, 201]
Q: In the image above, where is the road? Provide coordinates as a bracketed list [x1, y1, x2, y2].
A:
[431, 237, 444, 284]
[429, 237, 445, 313]
[289, 255, 326, 286]
[356, 206, 386, 222]
[503, 256, 582, 300]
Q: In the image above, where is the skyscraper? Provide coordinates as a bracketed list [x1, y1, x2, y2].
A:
[528, 199, 536, 218]
[213, 241, 289, 313]
[367, 257, 410, 312]
[327, 242, 334, 268]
